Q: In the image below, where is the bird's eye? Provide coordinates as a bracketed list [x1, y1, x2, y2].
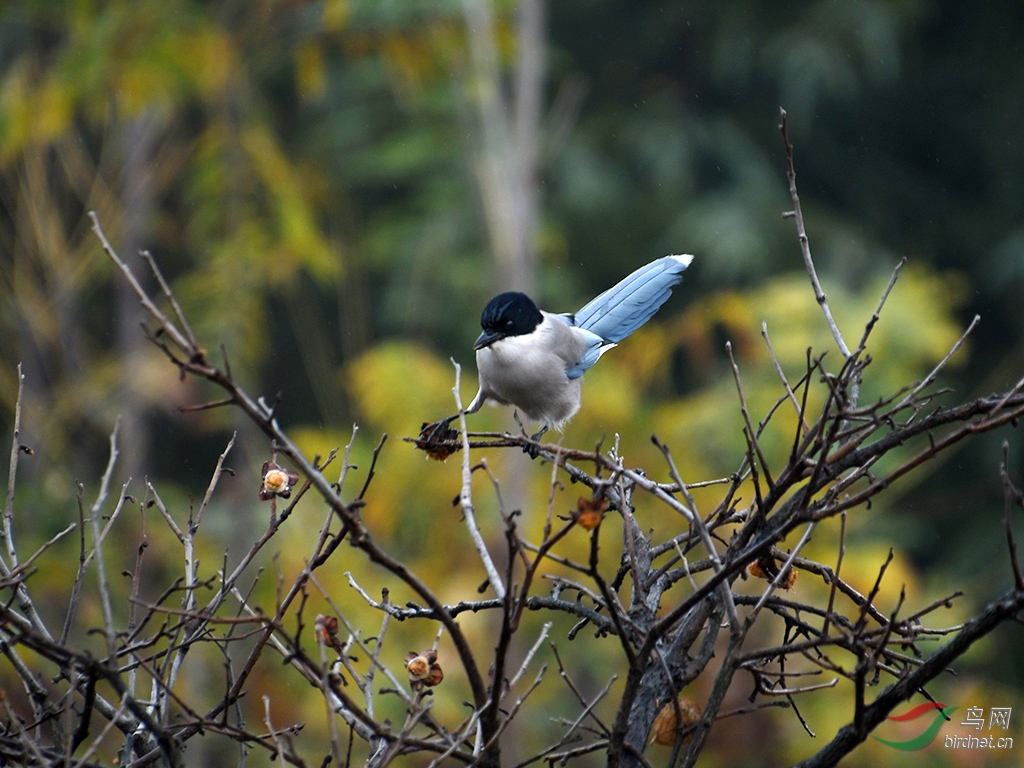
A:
[505, 319, 514, 328]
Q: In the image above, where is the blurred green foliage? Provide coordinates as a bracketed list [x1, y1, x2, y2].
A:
[1, 0, 1023, 765]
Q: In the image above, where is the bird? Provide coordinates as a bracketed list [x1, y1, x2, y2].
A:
[421, 254, 693, 450]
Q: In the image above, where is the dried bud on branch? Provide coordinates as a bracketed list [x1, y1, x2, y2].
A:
[260, 461, 299, 500]
[405, 649, 444, 687]
[315, 614, 343, 655]
[416, 422, 461, 461]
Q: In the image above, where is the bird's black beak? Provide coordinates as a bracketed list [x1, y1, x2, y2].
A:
[473, 330, 504, 350]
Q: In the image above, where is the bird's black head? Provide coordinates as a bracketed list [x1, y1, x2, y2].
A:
[474, 291, 543, 349]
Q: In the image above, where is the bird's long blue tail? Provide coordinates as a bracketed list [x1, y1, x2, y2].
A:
[574, 254, 693, 343]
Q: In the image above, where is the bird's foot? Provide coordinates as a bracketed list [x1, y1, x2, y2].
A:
[510, 411, 540, 458]
[523, 426, 548, 459]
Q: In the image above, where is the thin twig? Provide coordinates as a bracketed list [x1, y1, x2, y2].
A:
[193, 433, 236, 529]
[653, 437, 741, 636]
[139, 250, 198, 347]
[90, 214, 191, 352]
[726, 341, 775, 491]
[821, 512, 846, 638]
[780, 108, 851, 360]
[452, 359, 506, 600]
[762, 321, 809, 432]
[1000, 443, 1024, 589]
[89, 423, 123, 660]
[508, 621, 551, 689]
[895, 314, 980, 412]
[854, 257, 906, 356]
[748, 522, 817, 620]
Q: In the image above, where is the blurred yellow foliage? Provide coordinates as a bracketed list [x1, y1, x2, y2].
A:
[347, 341, 462, 428]
[322, 0, 350, 32]
[295, 42, 326, 101]
[242, 126, 340, 284]
[179, 27, 237, 98]
[0, 68, 73, 158]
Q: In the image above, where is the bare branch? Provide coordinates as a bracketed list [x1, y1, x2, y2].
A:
[853, 257, 907, 357]
[779, 108, 851, 361]
[894, 313, 980, 412]
[1000, 442, 1024, 589]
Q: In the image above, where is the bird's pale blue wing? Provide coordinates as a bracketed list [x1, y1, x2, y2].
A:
[574, 254, 693, 343]
[565, 328, 608, 380]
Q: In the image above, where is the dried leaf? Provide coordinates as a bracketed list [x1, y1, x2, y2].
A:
[575, 496, 608, 531]
[780, 567, 798, 590]
[651, 695, 702, 746]
[748, 554, 797, 590]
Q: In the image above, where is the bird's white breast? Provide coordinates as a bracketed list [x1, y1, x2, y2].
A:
[475, 314, 587, 429]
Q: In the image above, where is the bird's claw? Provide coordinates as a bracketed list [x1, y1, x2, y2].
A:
[419, 418, 453, 441]
[522, 427, 548, 459]
[416, 418, 460, 461]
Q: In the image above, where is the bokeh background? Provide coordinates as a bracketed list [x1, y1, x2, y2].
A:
[2, 1, 1023, 765]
